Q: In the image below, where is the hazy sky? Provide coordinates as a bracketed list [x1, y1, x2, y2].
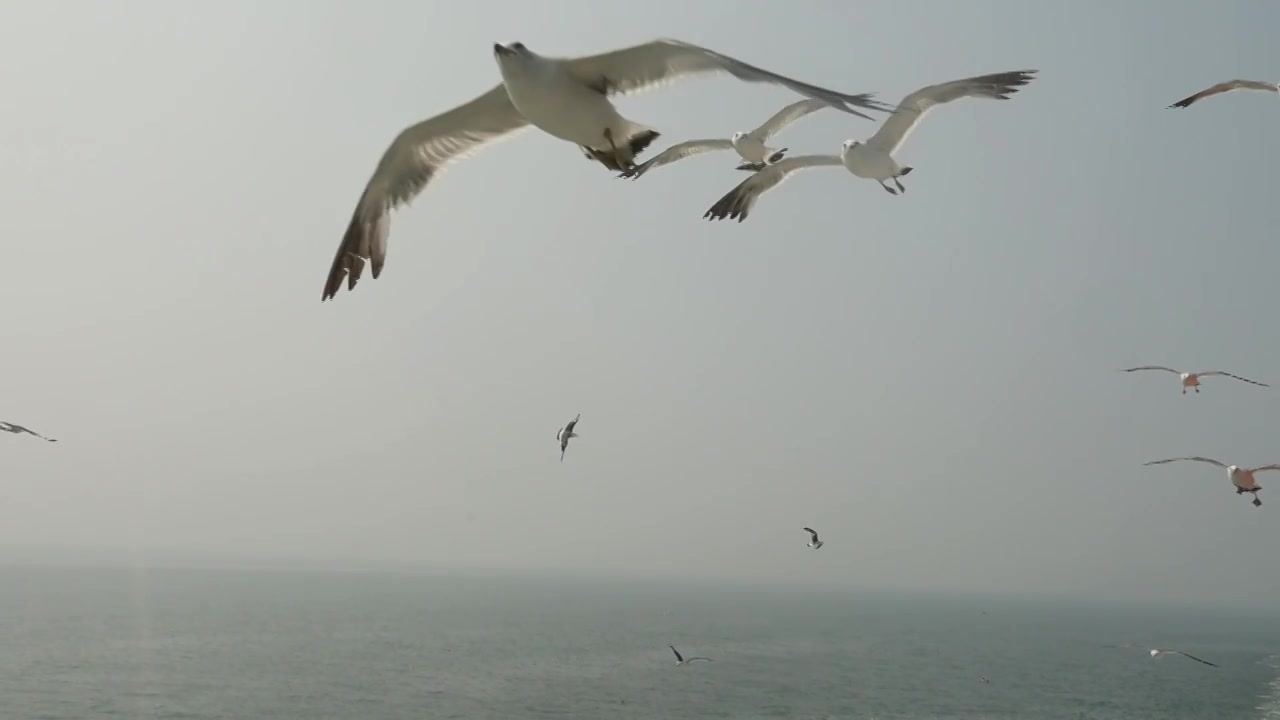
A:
[1, 0, 1278, 609]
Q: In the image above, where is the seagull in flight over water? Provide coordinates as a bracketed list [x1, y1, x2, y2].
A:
[0, 422, 57, 442]
[618, 98, 831, 179]
[804, 527, 824, 549]
[669, 645, 713, 666]
[1167, 79, 1279, 109]
[1149, 648, 1219, 667]
[1121, 366, 1268, 394]
[322, 39, 893, 300]
[556, 414, 580, 462]
[1143, 456, 1278, 507]
[702, 69, 1037, 222]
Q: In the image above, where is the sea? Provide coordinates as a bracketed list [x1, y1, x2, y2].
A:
[0, 565, 1276, 719]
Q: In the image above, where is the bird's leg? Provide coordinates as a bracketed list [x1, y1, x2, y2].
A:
[603, 128, 629, 172]
[1181, 388, 1187, 394]
[1194, 386, 1199, 393]
[893, 177, 907, 193]
[879, 181, 898, 196]
[1252, 491, 1262, 507]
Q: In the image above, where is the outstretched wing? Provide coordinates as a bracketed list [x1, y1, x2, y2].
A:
[702, 154, 844, 222]
[1168, 79, 1279, 109]
[750, 99, 829, 141]
[867, 70, 1038, 155]
[322, 84, 529, 301]
[561, 39, 892, 119]
[669, 645, 683, 662]
[1195, 371, 1269, 388]
[1248, 464, 1280, 474]
[619, 139, 735, 179]
[1144, 456, 1227, 469]
[0, 422, 57, 442]
[1122, 366, 1180, 374]
[565, 414, 580, 433]
[803, 527, 820, 542]
[1175, 651, 1219, 667]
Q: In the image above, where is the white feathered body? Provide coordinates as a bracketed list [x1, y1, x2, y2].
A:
[495, 50, 642, 150]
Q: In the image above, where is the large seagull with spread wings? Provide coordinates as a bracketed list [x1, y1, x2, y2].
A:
[323, 39, 892, 300]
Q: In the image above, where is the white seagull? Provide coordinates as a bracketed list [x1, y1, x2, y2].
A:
[323, 39, 893, 300]
[1143, 456, 1278, 507]
[803, 527, 824, 549]
[619, 98, 831, 179]
[0, 421, 57, 442]
[1149, 648, 1219, 667]
[669, 645, 713, 666]
[1168, 79, 1279, 109]
[702, 69, 1038, 222]
[556, 413, 580, 462]
[1122, 366, 1268, 394]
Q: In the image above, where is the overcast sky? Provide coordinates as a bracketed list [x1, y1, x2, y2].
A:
[1, 0, 1277, 610]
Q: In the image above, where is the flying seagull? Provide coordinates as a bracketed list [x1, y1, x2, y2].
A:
[322, 39, 893, 300]
[0, 422, 57, 442]
[1121, 366, 1268, 394]
[1143, 456, 1278, 507]
[803, 527, 824, 549]
[618, 99, 830, 179]
[669, 645, 713, 666]
[1168, 80, 1279, 109]
[556, 413, 580, 462]
[1149, 648, 1219, 667]
[702, 69, 1038, 222]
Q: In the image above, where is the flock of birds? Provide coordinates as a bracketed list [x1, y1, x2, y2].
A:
[13, 35, 1277, 675]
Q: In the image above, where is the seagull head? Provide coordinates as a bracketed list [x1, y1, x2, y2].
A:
[841, 139, 861, 155]
[1227, 465, 1241, 474]
[493, 42, 529, 59]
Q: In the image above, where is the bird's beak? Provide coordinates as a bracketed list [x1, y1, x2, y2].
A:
[493, 43, 511, 57]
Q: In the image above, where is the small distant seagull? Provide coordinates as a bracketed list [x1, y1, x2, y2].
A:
[619, 99, 830, 179]
[1167, 79, 1279, 109]
[1143, 456, 1279, 507]
[1121, 366, 1268, 395]
[803, 527, 824, 549]
[669, 645, 713, 666]
[556, 413, 580, 462]
[703, 69, 1037, 222]
[1150, 648, 1219, 667]
[322, 39, 892, 300]
[0, 422, 57, 442]
[979, 676, 991, 684]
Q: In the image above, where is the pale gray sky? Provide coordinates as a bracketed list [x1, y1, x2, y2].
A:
[1, 0, 1278, 610]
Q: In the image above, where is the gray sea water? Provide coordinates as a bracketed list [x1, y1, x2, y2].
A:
[0, 565, 1276, 719]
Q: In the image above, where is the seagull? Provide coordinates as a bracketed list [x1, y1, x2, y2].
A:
[1121, 366, 1268, 394]
[803, 527, 824, 549]
[1149, 648, 1219, 667]
[618, 99, 831, 179]
[1143, 456, 1278, 507]
[0, 422, 57, 442]
[556, 413, 580, 462]
[669, 645, 713, 666]
[1167, 80, 1279, 109]
[702, 69, 1037, 222]
[322, 39, 893, 300]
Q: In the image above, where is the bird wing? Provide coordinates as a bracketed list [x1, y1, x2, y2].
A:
[1175, 651, 1219, 667]
[621, 139, 734, 179]
[669, 645, 683, 662]
[0, 422, 56, 442]
[702, 154, 844, 223]
[803, 527, 820, 541]
[1248, 464, 1280, 474]
[1144, 456, 1227, 469]
[750, 99, 829, 141]
[560, 39, 891, 119]
[322, 84, 529, 301]
[686, 657, 713, 662]
[1122, 366, 1180, 374]
[565, 414, 580, 433]
[1194, 371, 1269, 387]
[866, 70, 1038, 155]
[1168, 79, 1279, 109]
